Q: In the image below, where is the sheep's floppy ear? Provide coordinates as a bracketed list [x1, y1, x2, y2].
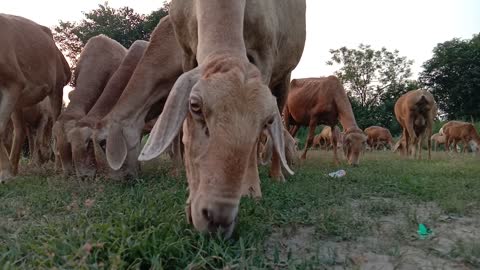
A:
[139, 68, 200, 161]
[267, 110, 294, 175]
[106, 123, 127, 170]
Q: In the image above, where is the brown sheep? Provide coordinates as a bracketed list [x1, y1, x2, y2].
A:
[138, 0, 306, 238]
[52, 35, 126, 176]
[91, 16, 184, 180]
[364, 126, 394, 150]
[22, 97, 54, 165]
[284, 76, 366, 166]
[0, 14, 70, 182]
[442, 121, 480, 153]
[67, 40, 148, 179]
[394, 89, 437, 159]
[430, 132, 446, 151]
[258, 128, 299, 168]
[3, 97, 54, 166]
[313, 126, 342, 151]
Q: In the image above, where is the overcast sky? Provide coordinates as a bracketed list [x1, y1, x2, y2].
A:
[2, 0, 479, 83]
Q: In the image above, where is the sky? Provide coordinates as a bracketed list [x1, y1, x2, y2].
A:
[2, 0, 479, 101]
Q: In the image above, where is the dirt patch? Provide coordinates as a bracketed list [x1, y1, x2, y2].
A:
[264, 200, 479, 269]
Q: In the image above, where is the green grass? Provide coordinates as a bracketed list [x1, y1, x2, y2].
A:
[1, 151, 479, 269]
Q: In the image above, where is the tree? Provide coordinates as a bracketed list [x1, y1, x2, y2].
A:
[420, 34, 480, 120]
[327, 44, 414, 107]
[53, 1, 169, 76]
[326, 44, 415, 135]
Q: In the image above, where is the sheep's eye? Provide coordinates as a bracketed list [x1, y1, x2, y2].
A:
[190, 96, 202, 114]
[264, 117, 274, 128]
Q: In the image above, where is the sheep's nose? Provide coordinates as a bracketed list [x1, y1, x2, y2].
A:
[202, 205, 238, 238]
[202, 207, 237, 228]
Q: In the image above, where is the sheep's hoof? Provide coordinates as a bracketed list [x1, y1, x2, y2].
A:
[248, 186, 262, 200]
[270, 173, 286, 183]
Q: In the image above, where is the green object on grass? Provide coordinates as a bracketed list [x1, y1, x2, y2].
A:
[417, 223, 432, 239]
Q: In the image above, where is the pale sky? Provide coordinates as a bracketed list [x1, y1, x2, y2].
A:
[2, 0, 479, 102]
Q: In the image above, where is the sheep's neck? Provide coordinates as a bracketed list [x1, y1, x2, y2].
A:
[196, 0, 248, 63]
[338, 108, 360, 133]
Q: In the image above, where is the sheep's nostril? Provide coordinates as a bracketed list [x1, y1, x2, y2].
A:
[99, 140, 107, 152]
[202, 208, 211, 221]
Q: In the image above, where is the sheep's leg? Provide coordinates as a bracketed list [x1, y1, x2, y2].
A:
[26, 126, 35, 163]
[290, 125, 300, 137]
[462, 138, 468, 153]
[0, 82, 22, 183]
[30, 116, 46, 166]
[10, 109, 27, 175]
[48, 91, 62, 124]
[405, 120, 417, 158]
[331, 125, 339, 165]
[301, 118, 317, 160]
[427, 124, 433, 159]
[411, 138, 417, 158]
[446, 136, 451, 152]
[404, 129, 412, 157]
[288, 126, 294, 135]
[417, 134, 423, 160]
[402, 129, 410, 156]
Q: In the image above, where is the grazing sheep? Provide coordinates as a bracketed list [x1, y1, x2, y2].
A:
[138, 0, 306, 238]
[313, 126, 342, 151]
[258, 128, 299, 168]
[0, 14, 70, 182]
[441, 121, 480, 153]
[68, 40, 148, 179]
[92, 16, 184, 180]
[394, 89, 437, 159]
[52, 35, 126, 176]
[364, 126, 394, 151]
[284, 76, 366, 166]
[430, 132, 446, 151]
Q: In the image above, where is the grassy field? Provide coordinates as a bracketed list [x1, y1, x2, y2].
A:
[1, 150, 479, 269]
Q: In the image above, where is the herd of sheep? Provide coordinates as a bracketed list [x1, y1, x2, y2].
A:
[1, 0, 479, 238]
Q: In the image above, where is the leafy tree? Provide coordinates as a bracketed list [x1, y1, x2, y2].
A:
[420, 34, 480, 120]
[327, 44, 414, 107]
[326, 44, 415, 135]
[53, 1, 169, 76]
